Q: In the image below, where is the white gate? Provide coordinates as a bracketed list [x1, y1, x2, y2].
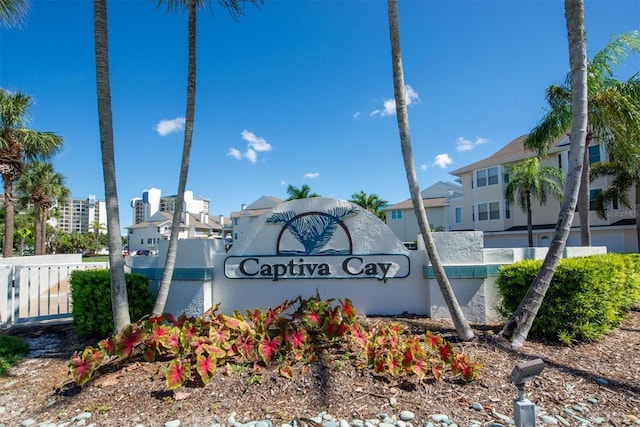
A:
[0, 262, 108, 327]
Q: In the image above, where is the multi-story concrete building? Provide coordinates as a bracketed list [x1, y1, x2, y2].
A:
[51, 194, 107, 234]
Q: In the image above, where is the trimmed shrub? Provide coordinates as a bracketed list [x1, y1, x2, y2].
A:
[70, 270, 154, 338]
[497, 253, 640, 344]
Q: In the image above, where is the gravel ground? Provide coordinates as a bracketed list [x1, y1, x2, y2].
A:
[1, 312, 639, 427]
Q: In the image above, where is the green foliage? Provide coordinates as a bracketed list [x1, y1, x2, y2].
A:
[497, 253, 640, 343]
[70, 270, 154, 339]
[69, 294, 480, 389]
[0, 335, 30, 376]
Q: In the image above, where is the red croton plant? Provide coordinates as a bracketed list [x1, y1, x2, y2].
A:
[69, 294, 480, 389]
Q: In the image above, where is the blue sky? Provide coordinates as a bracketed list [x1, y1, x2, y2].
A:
[1, 0, 639, 232]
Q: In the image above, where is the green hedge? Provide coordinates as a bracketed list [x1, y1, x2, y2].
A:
[70, 270, 154, 338]
[497, 253, 640, 344]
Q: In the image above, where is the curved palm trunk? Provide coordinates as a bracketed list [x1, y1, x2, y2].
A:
[153, 0, 197, 315]
[94, 0, 131, 332]
[40, 207, 49, 255]
[526, 191, 534, 247]
[2, 177, 14, 257]
[578, 135, 591, 245]
[387, 0, 473, 341]
[500, 0, 588, 347]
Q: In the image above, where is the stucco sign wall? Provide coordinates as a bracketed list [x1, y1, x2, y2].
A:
[225, 198, 410, 280]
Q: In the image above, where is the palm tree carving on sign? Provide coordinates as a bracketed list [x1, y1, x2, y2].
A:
[266, 206, 358, 255]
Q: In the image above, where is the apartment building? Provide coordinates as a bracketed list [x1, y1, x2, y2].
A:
[383, 181, 463, 243]
[130, 188, 210, 225]
[229, 196, 284, 243]
[51, 194, 107, 234]
[449, 135, 637, 252]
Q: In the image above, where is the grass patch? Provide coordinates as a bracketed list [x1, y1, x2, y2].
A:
[0, 334, 30, 376]
[82, 255, 109, 263]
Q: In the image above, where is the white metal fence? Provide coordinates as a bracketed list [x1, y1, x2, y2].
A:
[0, 262, 108, 327]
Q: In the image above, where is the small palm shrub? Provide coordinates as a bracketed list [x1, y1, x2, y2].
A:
[497, 253, 640, 344]
[70, 270, 154, 338]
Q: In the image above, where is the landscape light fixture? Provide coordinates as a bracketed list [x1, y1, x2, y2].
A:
[509, 358, 545, 427]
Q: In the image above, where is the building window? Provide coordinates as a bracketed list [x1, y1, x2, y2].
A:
[476, 170, 487, 187]
[476, 167, 499, 187]
[391, 210, 403, 220]
[234, 232, 238, 240]
[488, 167, 499, 185]
[588, 145, 601, 165]
[558, 153, 562, 169]
[590, 188, 602, 211]
[455, 207, 462, 224]
[505, 200, 511, 219]
[233, 218, 238, 226]
[477, 202, 500, 221]
[140, 239, 144, 245]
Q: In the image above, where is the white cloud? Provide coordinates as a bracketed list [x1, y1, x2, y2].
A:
[420, 163, 429, 171]
[433, 153, 453, 168]
[304, 172, 320, 178]
[226, 148, 242, 160]
[228, 130, 272, 164]
[370, 85, 420, 117]
[456, 136, 488, 152]
[155, 117, 185, 136]
[353, 112, 360, 120]
[241, 130, 272, 152]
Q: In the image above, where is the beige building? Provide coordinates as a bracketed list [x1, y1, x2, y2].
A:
[449, 135, 637, 252]
[229, 196, 284, 244]
[383, 181, 463, 243]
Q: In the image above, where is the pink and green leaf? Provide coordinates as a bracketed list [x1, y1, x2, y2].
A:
[195, 354, 217, 384]
[165, 359, 191, 390]
[258, 335, 282, 365]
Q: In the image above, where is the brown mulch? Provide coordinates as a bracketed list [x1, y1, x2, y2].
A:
[1, 311, 639, 427]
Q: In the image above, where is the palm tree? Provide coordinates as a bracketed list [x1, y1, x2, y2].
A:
[504, 158, 565, 247]
[0, 89, 63, 257]
[525, 30, 640, 246]
[152, 0, 262, 316]
[93, 0, 130, 332]
[0, 0, 29, 28]
[499, 0, 588, 347]
[386, 0, 473, 341]
[349, 191, 387, 221]
[286, 184, 320, 201]
[90, 220, 107, 253]
[15, 161, 69, 255]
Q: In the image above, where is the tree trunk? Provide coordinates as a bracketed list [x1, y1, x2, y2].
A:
[499, 0, 588, 347]
[526, 191, 533, 247]
[578, 136, 591, 245]
[3, 177, 14, 257]
[387, 0, 473, 341]
[153, 0, 197, 315]
[41, 209, 48, 255]
[635, 180, 640, 252]
[34, 202, 43, 255]
[93, 0, 131, 332]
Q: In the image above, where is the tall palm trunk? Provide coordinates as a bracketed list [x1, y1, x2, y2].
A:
[525, 190, 533, 247]
[2, 176, 14, 257]
[387, 0, 473, 341]
[93, 0, 130, 332]
[153, 0, 197, 315]
[635, 180, 640, 252]
[33, 201, 42, 255]
[578, 134, 592, 245]
[499, 0, 588, 347]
